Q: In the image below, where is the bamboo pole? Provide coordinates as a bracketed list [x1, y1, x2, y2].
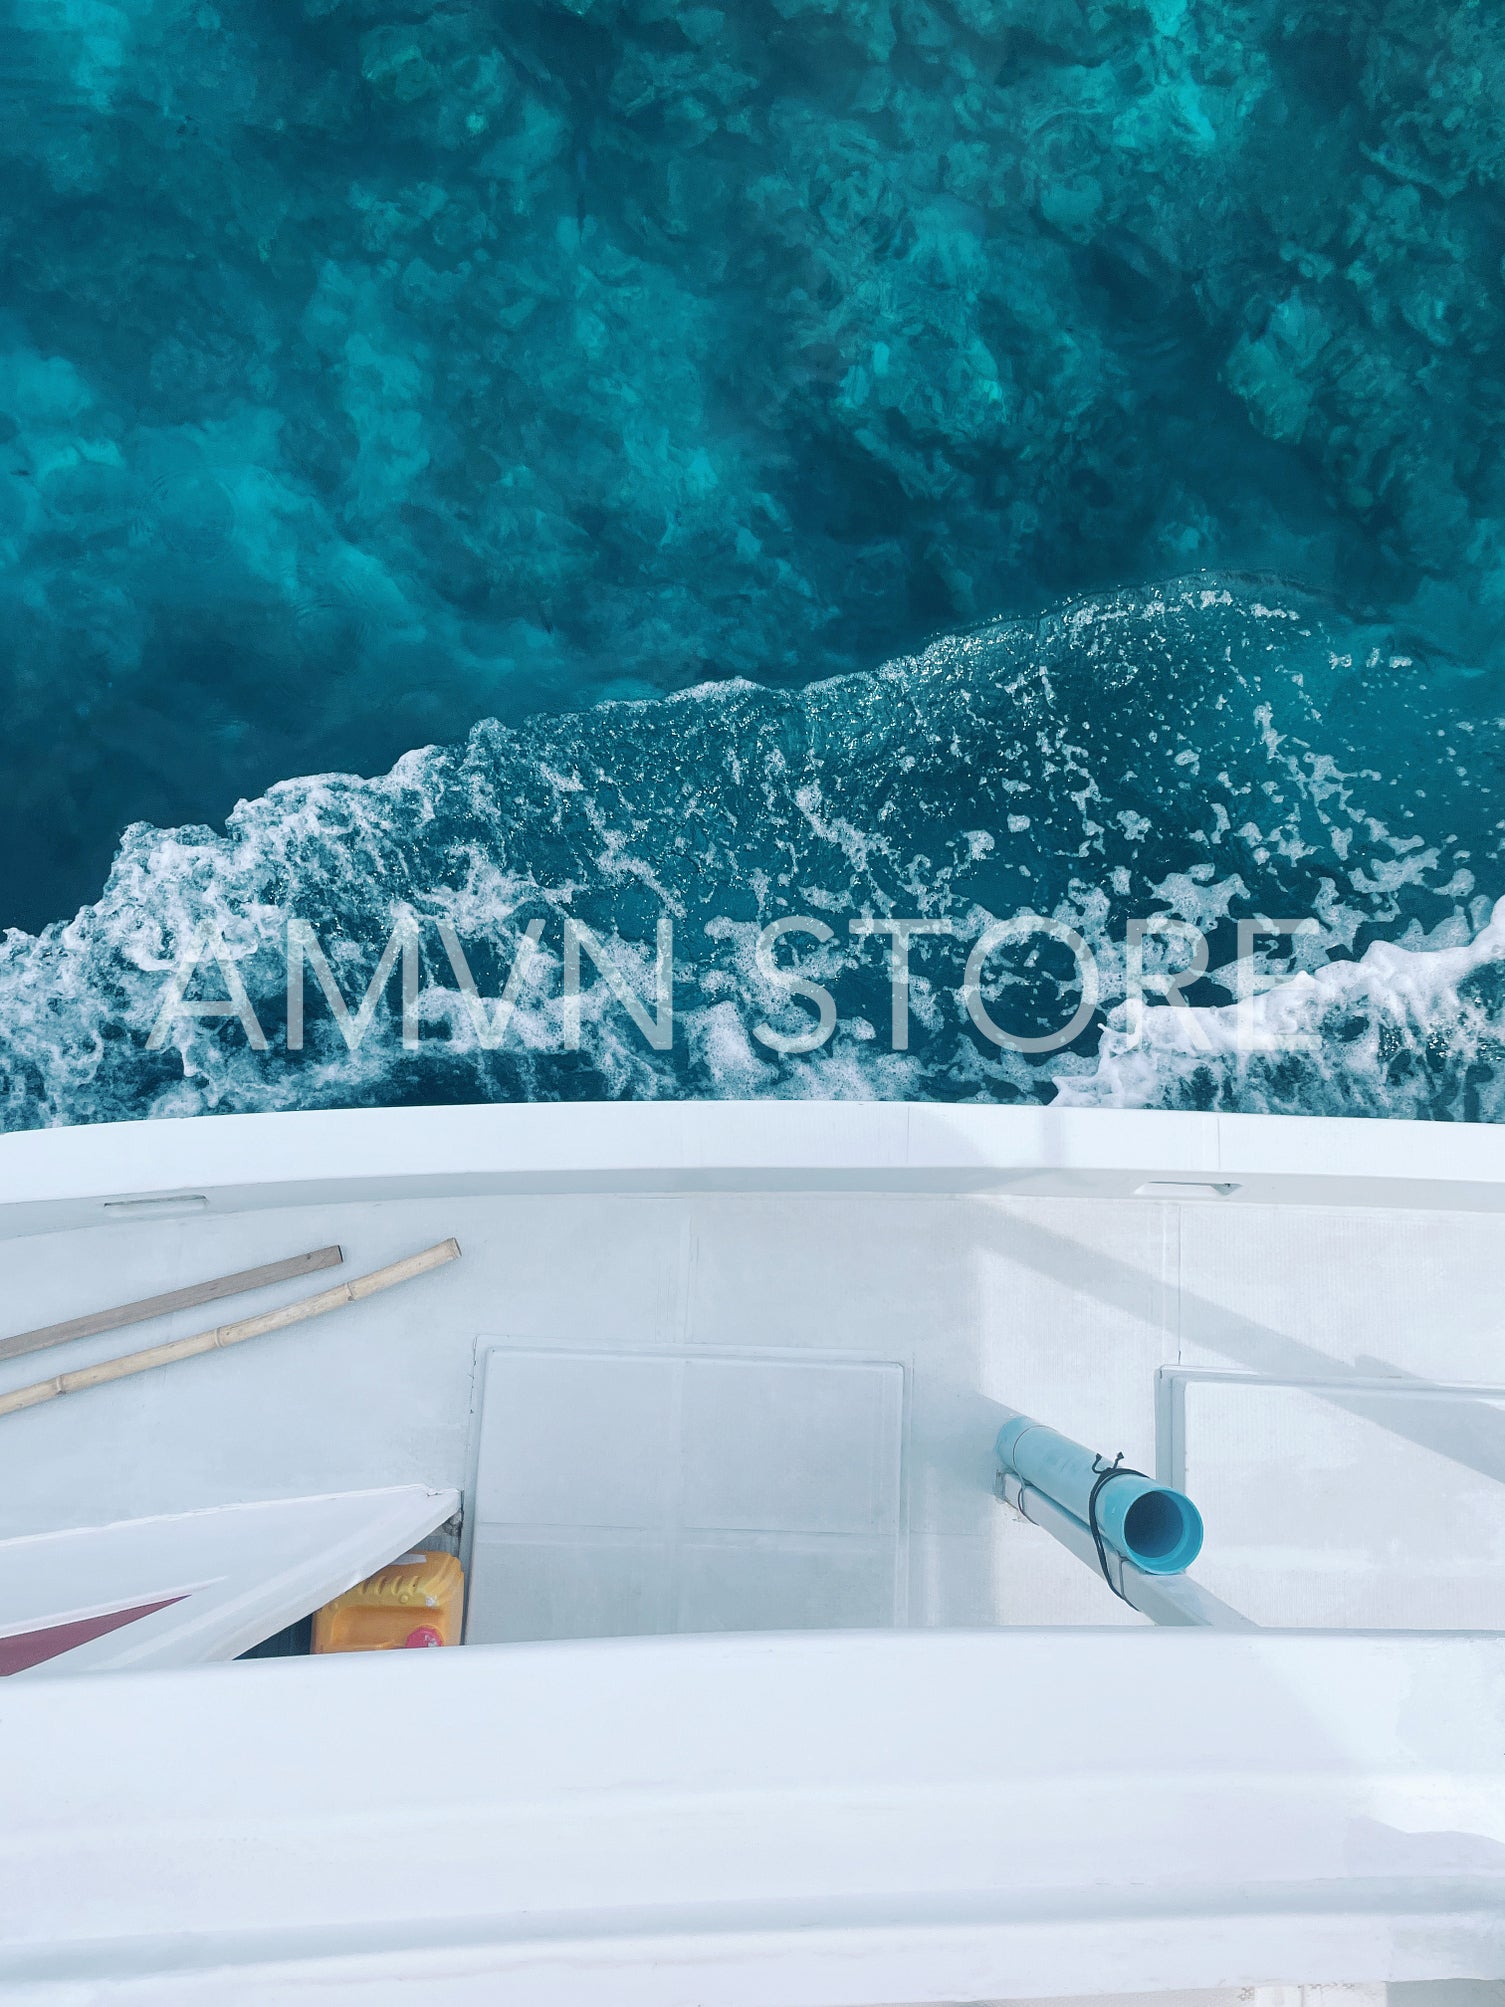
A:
[0, 1239, 461, 1422]
[0, 1245, 346, 1368]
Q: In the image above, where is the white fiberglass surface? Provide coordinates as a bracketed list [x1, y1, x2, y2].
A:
[0, 1632, 1499, 2004]
[0, 1157, 1500, 1635]
[1167, 1373, 1505, 1629]
[466, 1345, 905, 1641]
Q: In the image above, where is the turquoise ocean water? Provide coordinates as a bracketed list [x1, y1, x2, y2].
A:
[3, 2, 1504, 1124]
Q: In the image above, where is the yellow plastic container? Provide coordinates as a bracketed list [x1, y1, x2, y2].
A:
[312, 1549, 465, 1654]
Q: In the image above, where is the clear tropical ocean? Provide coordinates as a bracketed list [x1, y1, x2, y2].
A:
[2, 0, 1504, 1126]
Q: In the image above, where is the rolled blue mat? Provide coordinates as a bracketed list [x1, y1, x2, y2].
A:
[996, 1409, 1203, 1575]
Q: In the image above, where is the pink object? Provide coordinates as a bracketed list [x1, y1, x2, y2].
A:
[403, 1625, 444, 1649]
[0, 1596, 187, 1676]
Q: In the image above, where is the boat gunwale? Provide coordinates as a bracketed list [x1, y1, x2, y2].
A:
[0, 1103, 1503, 1237]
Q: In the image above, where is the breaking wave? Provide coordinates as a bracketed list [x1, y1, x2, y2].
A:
[3, 575, 1504, 1129]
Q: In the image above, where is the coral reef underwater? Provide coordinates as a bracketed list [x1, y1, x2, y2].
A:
[3, 0, 1505, 1120]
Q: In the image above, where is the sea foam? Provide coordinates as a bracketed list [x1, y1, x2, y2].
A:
[1, 576, 1501, 1129]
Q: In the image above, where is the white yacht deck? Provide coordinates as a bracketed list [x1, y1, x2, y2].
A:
[1, 1105, 1503, 2006]
[0, 1103, 1502, 1634]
